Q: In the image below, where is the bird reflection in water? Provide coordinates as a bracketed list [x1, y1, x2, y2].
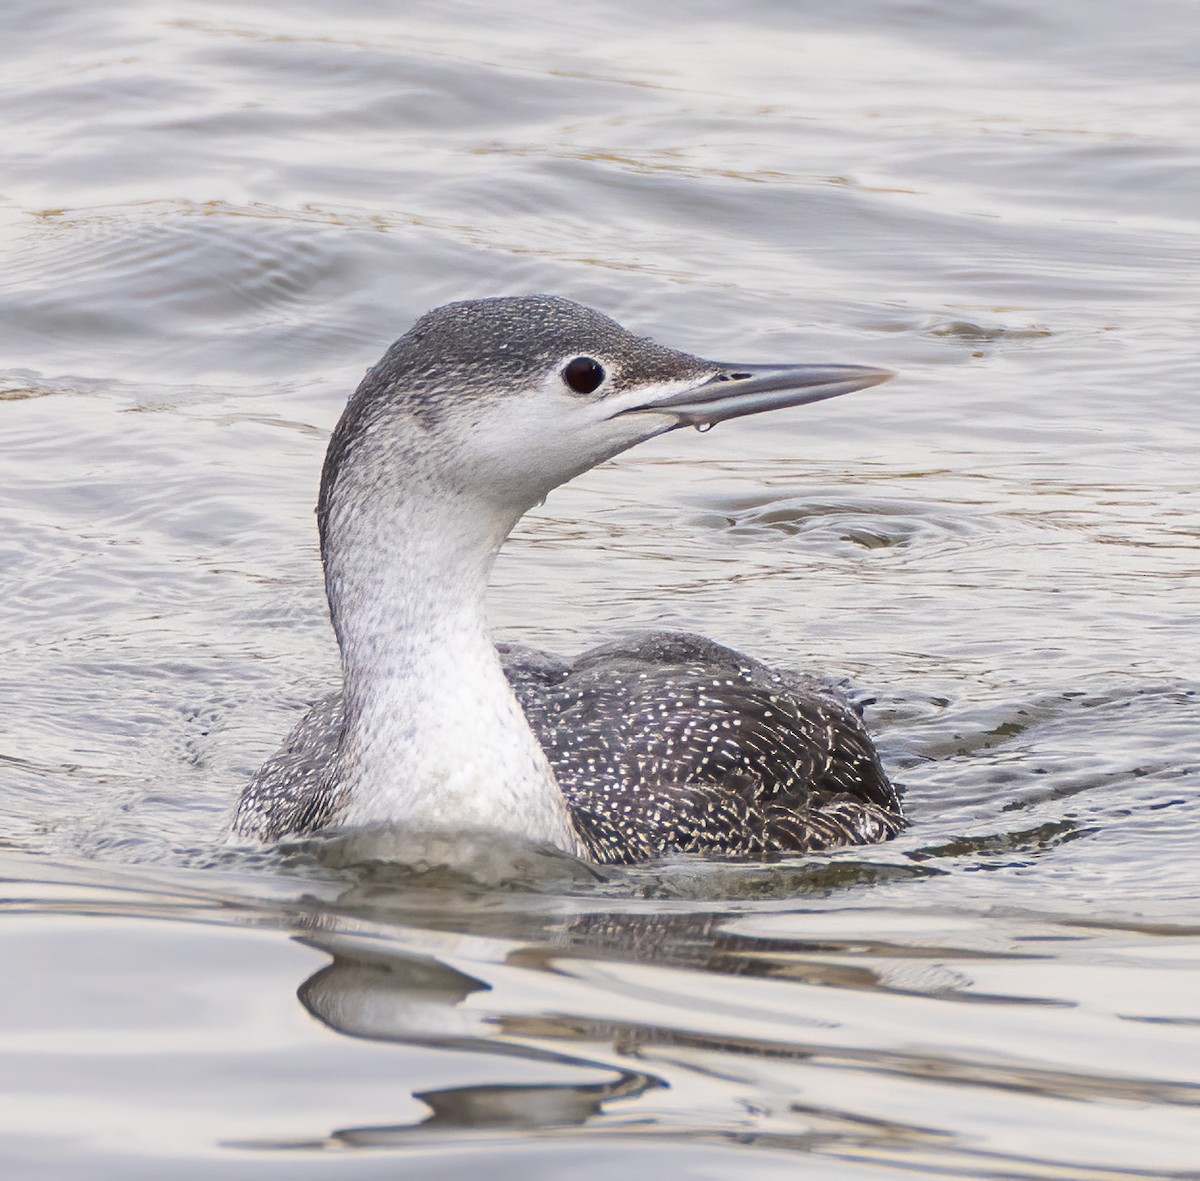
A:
[245, 905, 906, 1151]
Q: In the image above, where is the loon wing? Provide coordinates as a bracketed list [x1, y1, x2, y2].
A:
[499, 631, 903, 866]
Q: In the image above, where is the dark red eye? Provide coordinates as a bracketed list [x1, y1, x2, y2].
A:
[562, 356, 605, 394]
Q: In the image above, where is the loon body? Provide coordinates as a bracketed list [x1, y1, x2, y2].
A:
[233, 296, 904, 863]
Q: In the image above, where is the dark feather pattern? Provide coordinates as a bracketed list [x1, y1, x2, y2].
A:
[501, 631, 902, 865]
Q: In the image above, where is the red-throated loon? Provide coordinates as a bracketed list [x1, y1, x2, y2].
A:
[232, 295, 904, 863]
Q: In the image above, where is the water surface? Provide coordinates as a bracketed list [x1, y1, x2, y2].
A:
[1, 0, 1198, 1176]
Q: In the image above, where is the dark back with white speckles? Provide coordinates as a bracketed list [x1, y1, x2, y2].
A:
[504, 631, 902, 864]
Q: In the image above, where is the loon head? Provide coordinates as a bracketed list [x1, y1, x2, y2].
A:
[319, 295, 891, 553]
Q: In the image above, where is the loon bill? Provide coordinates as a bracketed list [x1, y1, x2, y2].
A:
[232, 295, 903, 864]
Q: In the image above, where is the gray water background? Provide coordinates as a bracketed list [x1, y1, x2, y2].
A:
[1, 0, 1198, 1176]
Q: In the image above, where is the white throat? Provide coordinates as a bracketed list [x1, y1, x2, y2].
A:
[323, 486, 583, 857]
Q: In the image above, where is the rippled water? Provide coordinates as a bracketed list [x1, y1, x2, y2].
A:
[2, 0, 1199, 1176]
